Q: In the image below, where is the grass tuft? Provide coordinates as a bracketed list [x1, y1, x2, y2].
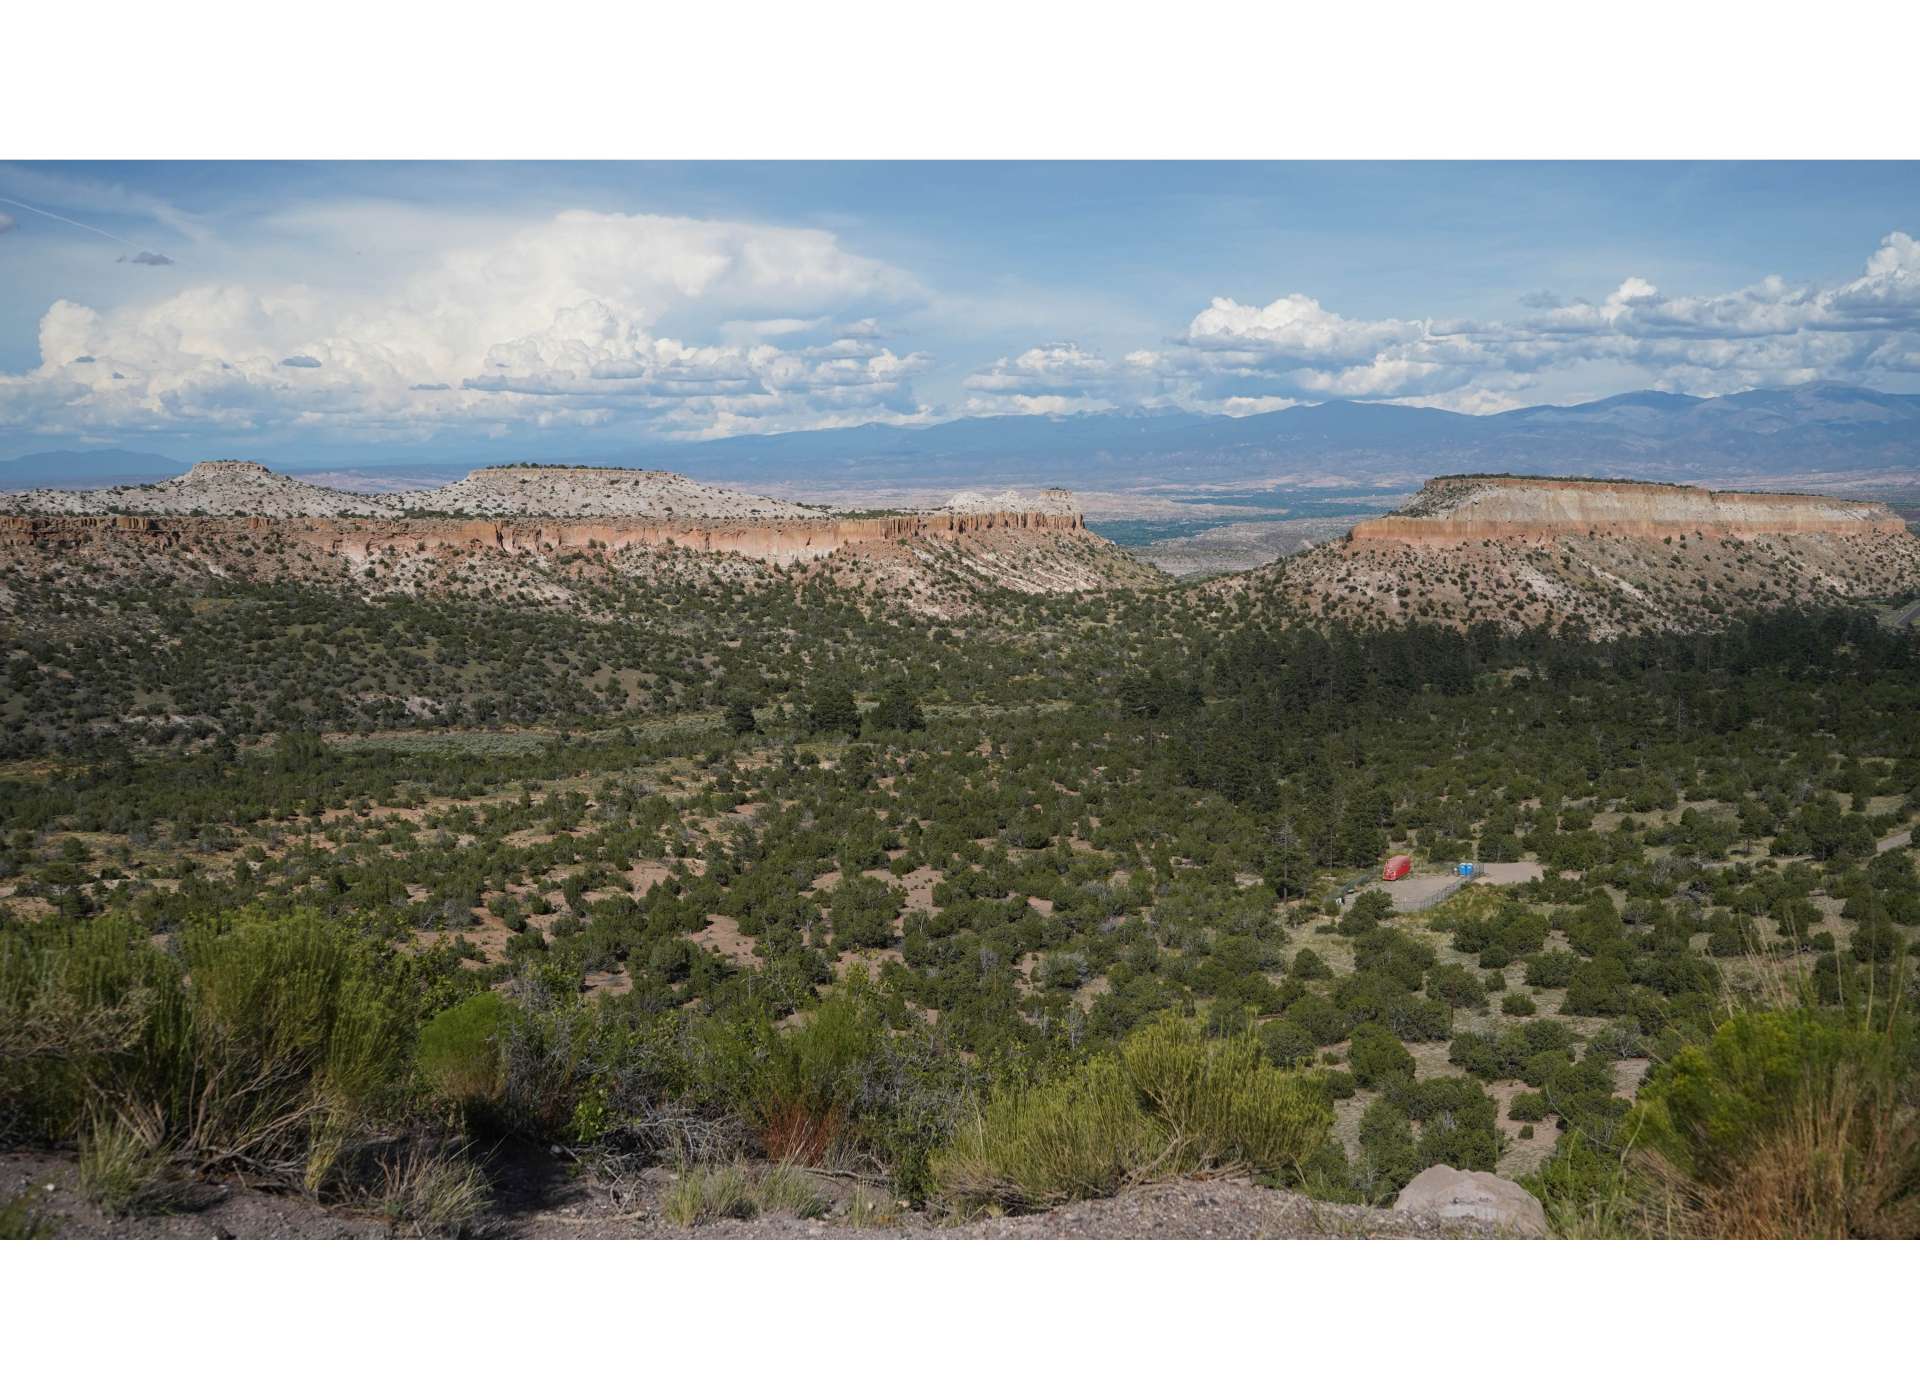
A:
[665, 1163, 760, 1227]
[77, 1112, 184, 1217]
[373, 1141, 492, 1239]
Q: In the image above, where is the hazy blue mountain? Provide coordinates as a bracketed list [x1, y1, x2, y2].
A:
[634, 383, 1920, 488]
[7, 384, 1917, 493]
[0, 449, 190, 490]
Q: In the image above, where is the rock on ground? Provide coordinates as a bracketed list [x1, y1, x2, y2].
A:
[1393, 1164, 1548, 1238]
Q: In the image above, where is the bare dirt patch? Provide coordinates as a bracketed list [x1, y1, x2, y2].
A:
[693, 913, 759, 967]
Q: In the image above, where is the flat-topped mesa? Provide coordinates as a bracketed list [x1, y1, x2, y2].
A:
[0, 454, 1087, 569]
[381, 464, 832, 520]
[1350, 475, 1908, 545]
[0, 505, 1087, 567]
[942, 487, 1078, 515]
[184, 458, 275, 478]
[469, 466, 678, 480]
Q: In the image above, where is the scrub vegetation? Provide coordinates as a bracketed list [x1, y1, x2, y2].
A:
[2, 545, 1917, 1237]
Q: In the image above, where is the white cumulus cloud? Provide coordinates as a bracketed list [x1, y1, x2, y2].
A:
[972, 231, 1920, 416]
[0, 206, 933, 445]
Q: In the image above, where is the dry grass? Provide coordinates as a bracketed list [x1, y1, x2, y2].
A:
[77, 1111, 186, 1217]
[756, 1163, 830, 1220]
[1642, 1058, 1919, 1239]
[758, 1102, 846, 1166]
[665, 1161, 830, 1227]
[373, 1141, 492, 1239]
[664, 1163, 759, 1226]
[843, 1186, 901, 1230]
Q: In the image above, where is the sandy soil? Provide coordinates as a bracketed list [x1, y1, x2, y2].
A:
[1475, 861, 1546, 885]
[693, 913, 759, 966]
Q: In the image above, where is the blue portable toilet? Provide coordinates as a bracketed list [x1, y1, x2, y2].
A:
[1458, 862, 1476, 878]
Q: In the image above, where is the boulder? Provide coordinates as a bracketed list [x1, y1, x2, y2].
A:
[1394, 1165, 1548, 1238]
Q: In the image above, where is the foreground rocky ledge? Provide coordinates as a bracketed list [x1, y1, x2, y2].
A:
[1, 1150, 1513, 1241]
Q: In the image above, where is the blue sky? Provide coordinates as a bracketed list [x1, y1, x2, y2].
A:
[1, 160, 1916, 462]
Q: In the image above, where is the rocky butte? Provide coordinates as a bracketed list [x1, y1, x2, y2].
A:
[1254, 474, 1920, 637]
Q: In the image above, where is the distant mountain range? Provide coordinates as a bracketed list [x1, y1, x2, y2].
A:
[4, 383, 1917, 494]
[0, 449, 191, 491]
[642, 383, 1920, 490]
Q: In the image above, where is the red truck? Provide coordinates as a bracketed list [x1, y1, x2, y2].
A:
[1382, 854, 1412, 882]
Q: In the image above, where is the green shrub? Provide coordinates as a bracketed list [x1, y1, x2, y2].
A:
[1525, 950, 1579, 988]
[1395, 1076, 1503, 1173]
[1627, 1009, 1919, 1238]
[1348, 1024, 1415, 1090]
[1259, 1019, 1316, 1068]
[1316, 1069, 1358, 1100]
[1291, 948, 1333, 980]
[1354, 1098, 1419, 1200]
[932, 1016, 1330, 1213]
[1121, 1016, 1333, 1176]
[933, 1055, 1159, 1213]
[1508, 1090, 1549, 1122]
[416, 992, 510, 1103]
[1, 912, 414, 1189]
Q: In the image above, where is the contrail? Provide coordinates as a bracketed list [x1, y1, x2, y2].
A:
[0, 194, 143, 248]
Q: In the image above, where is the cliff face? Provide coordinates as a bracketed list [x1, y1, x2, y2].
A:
[1351, 476, 1906, 545]
[0, 508, 1087, 568]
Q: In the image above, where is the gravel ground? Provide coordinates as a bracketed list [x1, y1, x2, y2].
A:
[1, 1151, 388, 1240]
[4, 1150, 1509, 1242]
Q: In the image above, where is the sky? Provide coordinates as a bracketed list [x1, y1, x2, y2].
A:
[0, 160, 1917, 463]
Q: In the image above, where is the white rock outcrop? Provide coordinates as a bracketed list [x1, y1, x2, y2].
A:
[1394, 1165, 1548, 1238]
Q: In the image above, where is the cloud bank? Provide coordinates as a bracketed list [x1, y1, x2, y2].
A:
[966, 232, 1920, 416]
[0, 207, 932, 447]
[1, 195, 1916, 452]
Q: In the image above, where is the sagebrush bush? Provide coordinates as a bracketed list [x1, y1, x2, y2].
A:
[932, 1015, 1330, 1213]
[680, 976, 972, 1196]
[932, 1055, 1157, 1212]
[0, 912, 414, 1188]
[1120, 1016, 1333, 1176]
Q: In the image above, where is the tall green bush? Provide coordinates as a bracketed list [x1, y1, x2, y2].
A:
[932, 1015, 1331, 1212]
